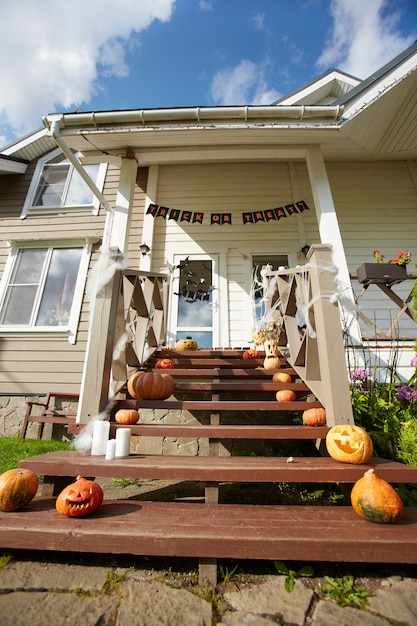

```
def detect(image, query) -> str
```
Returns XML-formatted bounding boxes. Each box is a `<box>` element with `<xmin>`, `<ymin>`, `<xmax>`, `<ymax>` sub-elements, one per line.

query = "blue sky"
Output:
<box><xmin>0</xmin><ymin>0</ymin><xmax>416</xmax><ymax>147</ymax></box>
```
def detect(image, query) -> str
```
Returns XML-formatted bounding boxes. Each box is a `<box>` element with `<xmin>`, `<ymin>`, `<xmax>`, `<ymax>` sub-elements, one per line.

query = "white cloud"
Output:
<box><xmin>253</xmin><ymin>13</ymin><xmax>265</xmax><ymax>30</ymax></box>
<box><xmin>317</xmin><ymin>0</ymin><xmax>415</xmax><ymax>78</ymax></box>
<box><xmin>0</xmin><ymin>0</ymin><xmax>175</xmax><ymax>142</ymax></box>
<box><xmin>199</xmin><ymin>1</ymin><xmax>213</xmax><ymax>11</ymax></box>
<box><xmin>210</xmin><ymin>60</ymin><xmax>281</xmax><ymax>105</ymax></box>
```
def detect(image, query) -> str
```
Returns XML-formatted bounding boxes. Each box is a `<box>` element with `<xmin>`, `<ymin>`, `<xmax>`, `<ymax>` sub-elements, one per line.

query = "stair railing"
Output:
<box><xmin>76</xmin><ymin>248</ymin><xmax>169</xmax><ymax>424</ymax></box>
<box><xmin>263</xmin><ymin>244</ymin><xmax>354</xmax><ymax>426</ymax></box>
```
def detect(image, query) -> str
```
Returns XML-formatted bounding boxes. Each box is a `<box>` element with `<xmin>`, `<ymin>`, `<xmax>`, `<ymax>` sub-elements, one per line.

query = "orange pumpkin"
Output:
<box><xmin>127</xmin><ymin>371</ymin><xmax>144</xmax><ymax>399</ymax></box>
<box><xmin>243</xmin><ymin>349</ymin><xmax>259</xmax><ymax>360</ymax></box>
<box><xmin>56</xmin><ymin>476</ymin><xmax>103</xmax><ymax>517</ymax></box>
<box><xmin>115</xmin><ymin>409</ymin><xmax>140</xmax><ymax>425</ymax></box>
<box><xmin>302</xmin><ymin>407</ymin><xmax>327</xmax><ymax>427</ymax></box>
<box><xmin>0</xmin><ymin>468</ymin><xmax>39</xmax><ymax>512</ymax></box>
<box><xmin>272</xmin><ymin>372</ymin><xmax>292</xmax><ymax>384</ymax></box>
<box><xmin>326</xmin><ymin>424</ymin><xmax>373</xmax><ymax>464</ymax></box>
<box><xmin>133</xmin><ymin>371</ymin><xmax>175</xmax><ymax>400</ymax></box>
<box><xmin>276</xmin><ymin>389</ymin><xmax>296</xmax><ymax>402</ymax></box>
<box><xmin>351</xmin><ymin>468</ymin><xmax>403</xmax><ymax>524</ymax></box>
<box><xmin>155</xmin><ymin>358</ymin><xmax>174</xmax><ymax>369</ymax></box>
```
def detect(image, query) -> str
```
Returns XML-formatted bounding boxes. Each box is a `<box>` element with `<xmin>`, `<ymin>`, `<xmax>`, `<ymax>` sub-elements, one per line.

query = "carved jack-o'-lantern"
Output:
<box><xmin>263</xmin><ymin>339</ymin><xmax>281</xmax><ymax>370</ymax></box>
<box><xmin>175</xmin><ymin>336</ymin><xmax>198</xmax><ymax>351</ymax></box>
<box><xmin>326</xmin><ymin>424</ymin><xmax>373</xmax><ymax>464</ymax></box>
<box><xmin>56</xmin><ymin>476</ymin><xmax>103</xmax><ymax>517</ymax></box>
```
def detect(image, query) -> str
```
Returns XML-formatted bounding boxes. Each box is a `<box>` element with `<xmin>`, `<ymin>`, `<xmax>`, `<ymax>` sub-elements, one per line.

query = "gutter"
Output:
<box><xmin>43</xmin><ymin>104</ymin><xmax>344</xmax><ymax>131</ymax></box>
<box><xmin>49</xmin><ymin>120</ymin><xmax>113</xmax><ymax>214</ymax></box>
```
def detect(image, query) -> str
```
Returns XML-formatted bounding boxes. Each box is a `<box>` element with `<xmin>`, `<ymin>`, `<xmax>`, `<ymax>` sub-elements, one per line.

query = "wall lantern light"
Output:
<box><xmin>301</xmin><ymin>244</ymin><xmax>310</xmax><ymax>257</ymax></box>
<box><xmin>140</xmin><ymin>242</ymin><xmax>151</xmax><ymax>256</ymax></box>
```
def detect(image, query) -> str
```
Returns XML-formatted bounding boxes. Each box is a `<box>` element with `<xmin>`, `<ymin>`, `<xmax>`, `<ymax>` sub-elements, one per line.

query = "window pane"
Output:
<box><xmin>33</xmin><ymin>165</ymin><xmax>68</xmax><ymax>206</ymax></box>
<box><xmin>0</xmin><ymin>249</ymin><xmax>47</xmax><ymax>324</ymax></box>
<box><xmin>36</xmin><ymin>248</ymin><xmax>82</xmax><ymax>326</ymax></box>
<box><xmin>0</xmin><ymin>286</ymin><xmax>38</xmax><ymax>324</ymax></box>
<box><xmin>65</xmin><ymin>164</ymin><xmax>98</xmax><ymax>206</ymax></box>
<box><xmin>177</xmin><ymin>260</ymin><xmax>213</xmax><ymax>327</ymax></box>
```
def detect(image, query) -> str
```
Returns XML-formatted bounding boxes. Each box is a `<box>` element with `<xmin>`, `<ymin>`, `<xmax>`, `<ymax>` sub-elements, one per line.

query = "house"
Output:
<box><xmin>0</xmin><ymin>42</ymin><xmax>416</xmax><ymax>436</ymax></box>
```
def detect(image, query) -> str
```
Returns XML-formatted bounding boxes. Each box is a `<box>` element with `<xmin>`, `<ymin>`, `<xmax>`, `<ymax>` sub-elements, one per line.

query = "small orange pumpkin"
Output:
<box><xmin>351</xmin><ymin>468</ymin><xmax>403</xmax><ymax>524</ymax></box>
<box><xmin>115</xmin><ymin>409</ymin><xmax>140</xmax><ymax>425</ymax></box>
<box><xmin>127</xmin><ymin>371</ymin><xmax>144</xmax><ymax>399</ymax></box>
<box><xmin>276</xmin><ymin>389</ymin><xmax>296</xmax><ymax>402</ymax></box>
<box><xmin>243</xmin><ymin>349</ymin><xmax>259</xmax><ymax>360</ymax></box>
<box><xmin>326</xmin><ymin>424</ymin><xmax>373</xmax><ymax>464</ymax></box>
<box><xmin>302</xmin><ymin>407</ymin><xmax>327</xmax><ymax>427</ymax></box>
<box><xmin>155</xmin><ymin>358</ymin><xmax>174</xmax><ymax>369</ymax></box>
<box><xmin>272</xmin><ymin>372</ymin><xmax>292</xmax><ymax>384</ymax></box>
<box><xmin>133</xmin><ymin>371</ymin><xmax>175</xmax><ymax>400</ymax></box>
<box><xmin>0</xmin><ymin>468</ymin><xmax>39</xmax><ymax>512</ymax></box>
<box><xmin>56</xmin><ymin>476</ymin><xmax>103</xmax><ymax>517</ymax></box>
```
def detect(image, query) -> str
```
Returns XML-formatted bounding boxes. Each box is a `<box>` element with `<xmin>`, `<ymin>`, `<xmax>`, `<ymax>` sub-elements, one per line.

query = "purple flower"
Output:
<box><xmin>411</xmin><ymin>354</ymin><xmax>417</xmax><ymax>368</ymax></box>
<box><xmin>397</xmin><ymin>386</ymin><xmax>417</xmax><ymax>401</ymax></box>
<box><xmin>350</xmin><ymin>368</ymin><xmax>372</xmax><ymax>382</ymax></box>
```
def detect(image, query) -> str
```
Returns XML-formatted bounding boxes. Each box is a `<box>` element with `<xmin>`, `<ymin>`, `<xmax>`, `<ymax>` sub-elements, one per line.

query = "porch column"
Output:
<box><xmin>140</xmin><ymin>165</ymin><xmax>159</xmax><ymax>271</ymax></box>
<box><xmin>109</xmin><ymin>152</ymin><xmax>138</xmax><ymax>253</ymax></box>
<box><xmin>306</xmin><ymin>147</ymin><xmax>361</xmax><ymax>343</ymax></box>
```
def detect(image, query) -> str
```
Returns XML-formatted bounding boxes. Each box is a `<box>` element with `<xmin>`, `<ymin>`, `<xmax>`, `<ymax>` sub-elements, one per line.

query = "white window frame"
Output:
<box><xmin>21</xmin><ymin>148</ymin><xmax>107</xmax><ymax>218</ymax></box>
<box><xmin>0</xmin><ymin>238</ymin><xmax>97</xmax><ymax>344</ymax></box>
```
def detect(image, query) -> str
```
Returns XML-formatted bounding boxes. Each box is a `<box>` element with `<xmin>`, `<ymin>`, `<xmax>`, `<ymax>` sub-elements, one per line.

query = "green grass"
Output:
<box><xmin>0</xmin><ymin>437</ymin><xmax>73</xmax><ymax>475</ymax></box>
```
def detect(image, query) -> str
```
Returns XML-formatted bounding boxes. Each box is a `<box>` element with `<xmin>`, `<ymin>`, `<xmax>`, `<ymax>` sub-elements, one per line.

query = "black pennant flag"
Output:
<box><xmin>274</xmin><ymin>207</ymin><xmax>287</xmax><ymax>220</ymax></box>
<box><xmin>146</xmin><ymin>203</ymin><xmax>158</xmax><ymax>216</ymax></box>
<box><xmin>169</xmin><ymin>209</ymin><xmax>180</xmax><ymax>221</ymax></box>
<box><xmin>264</xmin><ymin>209</ymin><xmax>277</xmax><ymax>222</ymax></box>
<box><xmin>296</xmin><ymin>200</ymin><xmax>309</xmax><ymax>212</ymax></box>
<box><xmin>193</xmin><ymin>212</ymin><xmax>204</xmax><ymax>224</ymax></box>
<box><xmin>254</xmin><ymin>211</ymin><xmax>265</xmax><ymax>223</ymax></box>
<box><xmin>211</xmin><ymin>214</ymin><xmax>221</xmax><ymax>225</ymax></box>
<box><xmin>242</xmin><ymin>212</ymin><xmax>254</xmax><ymax>224</ymax></box>
<box><xmin>221</xmin><ymin>213</ymin><xmax>232</xmax><ymax>225</ymax></box>
<box><xmin>157</xmin><ymin>206</ymin><xmax>169</xmax><ymax>219</ymax></box>
<box><xmin>180</xmin><ymin>211</ymin><xmax>192</xmax><ymax>222</ymax></box>
<box><xmin>285</xmin><ymin>203</ymin><xmax>298</xmax><ymax>216</ymax></box>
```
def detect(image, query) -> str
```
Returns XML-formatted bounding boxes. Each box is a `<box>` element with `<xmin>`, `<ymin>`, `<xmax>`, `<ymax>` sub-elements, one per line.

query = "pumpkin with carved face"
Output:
<box><xmin>175</xmin><ymin>336</ymin><xmax>198</xmax><ymax>351</ymax></box>
<box><xmin>56</xmin><ymin>476</ymin><xmax>103</xmax><ymax>517</ymax></box>
<box><xmin>326</xmin><ymin>425</ymin><xmax>373</xmax><ymax>464</ymax></box>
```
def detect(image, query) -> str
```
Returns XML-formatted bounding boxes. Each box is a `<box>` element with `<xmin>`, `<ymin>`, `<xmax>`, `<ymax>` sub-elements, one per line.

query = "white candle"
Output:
<box><xmin>90</xmin><ymin>420</ymin><xmax>110</xmax><ymax>456</ymax></box>
<box><xmin>105</xmin><ymin>439</ymin><xmax>116</xmax><ymax>460</ymax></box>
<box><xmin>115</xmin><ymin>428</ymin><xmax>131</xmax><ymax>458</ymax></box>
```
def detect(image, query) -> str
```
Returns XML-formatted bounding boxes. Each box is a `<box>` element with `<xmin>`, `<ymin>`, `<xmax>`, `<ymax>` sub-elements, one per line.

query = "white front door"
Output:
<box><xmin>168</xmin><ymin>254</ymin><xmax>219</xmax><ymax>349</ymax></box>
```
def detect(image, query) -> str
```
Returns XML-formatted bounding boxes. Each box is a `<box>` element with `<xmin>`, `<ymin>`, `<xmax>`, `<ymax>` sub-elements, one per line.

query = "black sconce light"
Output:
<box><xmin>139</xmin><ymin>242</ymin><xmax>151</xmax><ymax>256</ymax></box>
<box><xmin>301</xmin><ymin>244</ymin><xmax>310</xmax><ymax>257</ymax></box>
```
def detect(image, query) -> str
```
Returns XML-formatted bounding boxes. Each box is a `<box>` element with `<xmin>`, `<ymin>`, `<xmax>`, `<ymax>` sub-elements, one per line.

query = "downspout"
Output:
<box><xmin>48</xmin><ymin>120</ymin><xmax>114</xmax><ymax>247</ymax></box>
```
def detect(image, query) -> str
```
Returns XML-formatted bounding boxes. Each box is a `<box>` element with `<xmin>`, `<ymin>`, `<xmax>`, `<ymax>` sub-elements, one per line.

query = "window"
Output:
<box><xmin>22</xmin><ymin>148</ymin><xmax>106</xmax><ymax>217</ymax></box>
<box><xmin>0</xmin><ymin>241</ymin><xmax>94</xmax><ymax>343</ymax></box>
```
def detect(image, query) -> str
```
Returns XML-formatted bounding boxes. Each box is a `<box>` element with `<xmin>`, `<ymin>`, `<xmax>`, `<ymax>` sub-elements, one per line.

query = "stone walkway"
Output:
<box><xmin>0</xmin><ymin>558</ymin><xmax>416</xmax><ymax>625</ymax></box>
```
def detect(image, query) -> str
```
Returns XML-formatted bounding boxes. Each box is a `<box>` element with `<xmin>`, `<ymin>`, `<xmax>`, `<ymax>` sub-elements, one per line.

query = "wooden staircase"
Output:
<box><xmin>7</xmin><ymin>347</ymin><xmax>417</xmax><ymax>584</ymax></box>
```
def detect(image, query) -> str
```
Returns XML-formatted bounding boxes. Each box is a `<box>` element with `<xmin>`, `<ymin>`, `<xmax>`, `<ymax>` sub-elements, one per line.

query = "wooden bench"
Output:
<box><xmin>20</xmin><ymin>392</ymin><xmax>79</xmax><ymax>440</ymax></box>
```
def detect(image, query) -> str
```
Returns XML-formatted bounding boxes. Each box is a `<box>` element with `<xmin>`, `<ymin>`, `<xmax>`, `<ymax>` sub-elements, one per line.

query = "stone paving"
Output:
<box><xmin>0</xmin><ymin>559</ymin><xmax>416</xmax><ymax>625</ymax></box>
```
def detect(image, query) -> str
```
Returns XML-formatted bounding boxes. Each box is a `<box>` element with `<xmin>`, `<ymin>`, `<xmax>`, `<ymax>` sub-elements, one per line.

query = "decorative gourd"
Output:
<box><xmin>302</xmin><ymin>408</ymin><xmax>327</xmax><ymax>427</ymax></box>
<box><xmin>263</xmin><ymin>339</ymin><xmax>281</xmax><ymax>370</ymax></box>
<box><xmin>56</xmin><ymin>476</ymin><xmax>103</xmax><ymax>517</ymax></box>
<box><xmin>133</xmin><ymin>371</ymin><xmax>175</xmax><ymax>400</ymax></box>
<box><xmin>272</xmin><ymin>372</ymin><xmax>292</xmax><ymax>384</ymax></box>
<box><xmin>115</xmin><ymin>409</ymin><xmax>140</xmax><ymax>425</ymax></box>
<box><xmin>0</xmin><ymin>468</ymin><xmax>39</xmax><ymax>512</ymax></box>
<box><xmin>350</xmin><ymin>468</ymin><xmax>403</xmax><ymax>524</ymax></box>
<box><xmin>326</xmin><ymin>424</ymin><xmax>373</xmax><ymax>464</ymax></box>
<box><xmin>276</xmin><ymin>389</ymin><xmax>296</xmax><ymax>402</ymax></box>
<box><xmin>175</xmin><ymin>336</ymin><xmax>198</xmax><ymax>351</ymax></box>
<box><xmin>243</xmin><ymin>349</ymin><xmax>259</xmax><ymax>360</ymax></box>
<box><xmin>127</xmin><ymin>371</ymin><xmax>144</xmax><ymax>399</ymax></box>
<box><xmin>155</xmin><ymin>358</ymin><xmax>174</xmax><ymax>369</ymax></box>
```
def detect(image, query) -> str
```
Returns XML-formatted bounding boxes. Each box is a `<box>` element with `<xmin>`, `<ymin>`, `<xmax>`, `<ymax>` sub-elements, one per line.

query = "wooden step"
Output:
<box><xmin>108</xmin><ymin>424</ymin><xmax>330</xmax><ymax>440</ymax></box>
<box><xmin>114</xmin><ymin>399</ymin><xmax>322</xmax><ymax>411</ymax></box>
<box><xmin>2</xmin><ymin>498</ymin><xmax>417</xmax><ymax>565</ymax></box>
<box><xmin>19</xmin><ymin>452</ymin><xmax>417</xmax><ymax>496</ymax></box>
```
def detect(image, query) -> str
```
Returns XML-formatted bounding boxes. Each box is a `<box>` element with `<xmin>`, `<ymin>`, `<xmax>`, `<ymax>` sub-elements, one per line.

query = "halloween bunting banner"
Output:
<box><xmin>146</xmin><ymin>200</ymin><xmax>309</xmax><ymax>225</ymax></box>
